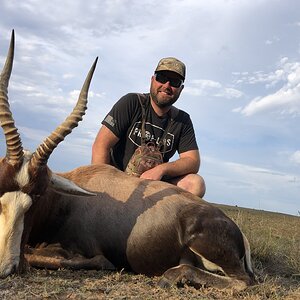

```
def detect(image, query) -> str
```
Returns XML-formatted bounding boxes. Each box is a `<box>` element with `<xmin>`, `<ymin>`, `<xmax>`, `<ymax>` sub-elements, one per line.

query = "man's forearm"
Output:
<box><xmin>91</xmin><ymin>126</ymin><xmax>120</xmax><ymax>165</ymax></box>
<box><xmin>161</xmin><ymin>157</ymin><xmax>200</xmax><ymax>178</ymax></box>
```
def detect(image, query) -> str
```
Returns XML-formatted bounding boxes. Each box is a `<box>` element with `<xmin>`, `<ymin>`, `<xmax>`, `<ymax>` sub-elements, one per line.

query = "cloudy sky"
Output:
<box><xmin>0</xmin><ymin>0</ymin><xmax>299</xmax><ymax>216</ymax></box>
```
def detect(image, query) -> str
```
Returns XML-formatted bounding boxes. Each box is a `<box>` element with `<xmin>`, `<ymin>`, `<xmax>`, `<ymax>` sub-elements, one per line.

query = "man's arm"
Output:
<box><xmin>140</xmin><ymin>149</ymin><xmax>200</xmax><ymax>180</ymax></box>
<box><xmin>91</xmin><ymin>125</ymin><xmax>119</xmax><ymax>164</ymax></box>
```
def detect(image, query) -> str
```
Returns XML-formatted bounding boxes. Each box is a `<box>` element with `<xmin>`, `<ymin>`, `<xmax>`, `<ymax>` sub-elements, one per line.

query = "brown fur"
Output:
<box><xmin>0</xmin><ymin>158</ymin><xmax>21</xmax><ymax>194</ymax></box>
<box><xmin>24</xmin><ymin>164</ymin><xmax>255</xmax><ymax>290</ymax></box>
<box><xmin>0</xmin><ymin>153</ymin><xmax>255</xmax><ymax>289</ymax></box>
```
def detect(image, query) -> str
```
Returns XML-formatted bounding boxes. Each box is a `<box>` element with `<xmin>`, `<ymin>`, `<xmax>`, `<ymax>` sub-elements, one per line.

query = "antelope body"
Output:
<box><xmin>0</xmin><ymin>31</ymin><xmax>255</xmax><ymax>290</ymax></box>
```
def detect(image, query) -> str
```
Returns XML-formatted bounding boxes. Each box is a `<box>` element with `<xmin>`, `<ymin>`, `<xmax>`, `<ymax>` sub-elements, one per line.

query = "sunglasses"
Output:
<box><xmin>154</xmin><ymin>72</ymin><xmax>183</xmax><ymax>88</ymax></box>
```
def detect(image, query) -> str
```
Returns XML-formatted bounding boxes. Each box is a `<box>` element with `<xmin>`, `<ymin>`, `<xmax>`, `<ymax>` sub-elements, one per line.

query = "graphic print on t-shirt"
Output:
<box><xmin>128</xmin><ymin>121</ymin><xmax>174</xmax><ymax>153</ymax></box>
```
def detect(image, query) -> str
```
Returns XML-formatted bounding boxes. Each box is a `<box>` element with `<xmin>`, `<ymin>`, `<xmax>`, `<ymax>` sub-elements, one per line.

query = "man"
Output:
<box><xmin>92</xmin><ymin>57</ymin><xmax>206</xmax><ymax>197</ymax></box>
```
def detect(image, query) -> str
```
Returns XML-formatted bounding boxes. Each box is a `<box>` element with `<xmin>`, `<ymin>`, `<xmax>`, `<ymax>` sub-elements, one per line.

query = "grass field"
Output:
<box><xmin>0</xmin><ymin>205</ymin><xmax>299</xmax><ymax>299</ymax></box>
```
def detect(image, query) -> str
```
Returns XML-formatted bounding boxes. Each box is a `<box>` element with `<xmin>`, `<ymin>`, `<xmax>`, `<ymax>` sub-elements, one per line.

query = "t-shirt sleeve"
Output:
<box><xmin>102</xmin><ymin>93</ymin><xmax>139</xmax><ymax>138</ymax></box>
<box><xmin>177</xmin><ymin>113</ymin><xmax>199</xmax><ymax>154</ymax></box>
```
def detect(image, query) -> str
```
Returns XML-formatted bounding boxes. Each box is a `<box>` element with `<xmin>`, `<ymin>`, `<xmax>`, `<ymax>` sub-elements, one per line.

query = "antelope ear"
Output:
<box><xmin>50</xmin><ymin>173</ymin><xmax>96</xmax><ymax>196</ymax></box>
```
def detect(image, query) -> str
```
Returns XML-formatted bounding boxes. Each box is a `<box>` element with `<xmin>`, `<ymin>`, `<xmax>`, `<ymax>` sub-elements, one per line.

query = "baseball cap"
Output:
<box><xmin>155</xmin><ymin>57</ymin><xmax>186</xmax><ymax>79</ymax></box>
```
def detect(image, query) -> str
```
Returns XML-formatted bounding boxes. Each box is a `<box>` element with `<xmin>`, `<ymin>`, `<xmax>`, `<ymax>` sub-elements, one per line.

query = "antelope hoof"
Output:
<box><xmin>157</xmin><ymin>277</ymin><xmax>173</xmax><ymax>289</ymax></box>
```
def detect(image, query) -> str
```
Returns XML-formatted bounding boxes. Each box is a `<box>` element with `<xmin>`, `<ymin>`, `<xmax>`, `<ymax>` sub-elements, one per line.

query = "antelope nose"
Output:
<box><xmin>0</xmin><ymin>263</ymin><xmax>17</xmax><ymax>279</ymax></box>
<box><xmin>12</xmin><ymin>263</ymin><xmax>17</xmax><ymax>274</ymax></box>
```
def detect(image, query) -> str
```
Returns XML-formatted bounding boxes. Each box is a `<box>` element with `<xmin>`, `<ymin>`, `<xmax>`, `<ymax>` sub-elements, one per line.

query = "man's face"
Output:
<box><xmin>150</xmin><ymin>71</ymin><xmax>184</xmax><ymax>108</ymax></box>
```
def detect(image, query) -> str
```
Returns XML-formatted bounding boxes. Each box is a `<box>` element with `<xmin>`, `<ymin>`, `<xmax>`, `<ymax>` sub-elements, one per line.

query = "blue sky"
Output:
<box><xmin>0</xmin><ymin>0</ymin><xmax>299</xmax><ymax>216</ymax></box>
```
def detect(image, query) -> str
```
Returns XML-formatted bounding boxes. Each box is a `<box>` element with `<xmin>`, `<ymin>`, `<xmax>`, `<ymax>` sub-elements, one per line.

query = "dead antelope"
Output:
<box><xmin>0</xmin><ymin>31</ymin><xmax>255</xmax><ymax>291</ymax></box>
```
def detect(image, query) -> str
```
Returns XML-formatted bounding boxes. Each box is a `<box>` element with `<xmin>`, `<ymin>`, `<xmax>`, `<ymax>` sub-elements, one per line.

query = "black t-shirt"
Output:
<box><xmin>102</xmin><ymin>93</ymin><xmax>198</xmax><ymax>171</ymax></box>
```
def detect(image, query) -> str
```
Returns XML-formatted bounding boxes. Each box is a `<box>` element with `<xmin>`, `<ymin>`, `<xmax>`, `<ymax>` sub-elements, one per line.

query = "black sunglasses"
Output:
<box><xmin>154</xmin><ymin>72</ymin><xmax>183</xmax><ymax>88</ymax></box>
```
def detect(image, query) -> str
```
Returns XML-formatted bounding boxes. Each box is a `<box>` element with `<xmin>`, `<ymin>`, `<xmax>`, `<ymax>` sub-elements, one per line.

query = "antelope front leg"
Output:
<box><xmin>158</xmin><ymin>264</ymin><xmax>248</xmax><ymax>291</ymax></box>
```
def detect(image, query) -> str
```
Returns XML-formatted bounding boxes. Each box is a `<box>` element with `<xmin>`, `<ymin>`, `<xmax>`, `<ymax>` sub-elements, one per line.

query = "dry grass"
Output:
<box><xmin>1</xmin><ymin>205</ymin><xmax>299</xmax><ymax>299</ymax></box>
<box><xmin>218</xmin><ymin>205</ymin><xmax>300</xmax><ymax>278</ymax></box>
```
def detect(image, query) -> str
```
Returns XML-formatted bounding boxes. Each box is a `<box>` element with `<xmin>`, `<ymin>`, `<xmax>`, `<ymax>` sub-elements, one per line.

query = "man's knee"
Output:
<box><xmin>176</xmin><ymin>174</ymin><xmax>206</xmax><ymax>198</ymax></box>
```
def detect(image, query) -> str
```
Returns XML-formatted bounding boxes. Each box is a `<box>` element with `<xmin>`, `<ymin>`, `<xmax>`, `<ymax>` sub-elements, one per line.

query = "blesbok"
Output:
<box><xmin>0</xmin><ymin>31</ymin><xmax>255</xmax><ymax>290</ymax></box>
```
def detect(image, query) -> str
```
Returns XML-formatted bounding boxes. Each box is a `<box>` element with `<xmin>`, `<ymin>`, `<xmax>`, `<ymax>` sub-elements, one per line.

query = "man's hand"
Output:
<box><xmin>140</xmin><ymin>150</ymin><xmax>200</xmax><ymax>181</ymax></box>
<box><xmin>140</xmin><ymin>164</ymin><xmax>165</xmax><ymax>181</ymax></box>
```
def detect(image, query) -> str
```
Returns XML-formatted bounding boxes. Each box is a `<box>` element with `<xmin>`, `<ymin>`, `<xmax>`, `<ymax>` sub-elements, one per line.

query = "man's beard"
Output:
<box><xmin>150</xmin><ymin>90</ymin><xmax>178</xmax><ymax>108</ymax></box>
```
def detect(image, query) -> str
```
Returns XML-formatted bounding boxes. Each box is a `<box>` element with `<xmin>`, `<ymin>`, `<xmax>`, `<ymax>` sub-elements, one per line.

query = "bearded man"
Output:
<box><xmin>92</xmin><ymin>57</ymin><xmax>206</xmax><ymax>197</ymax></box>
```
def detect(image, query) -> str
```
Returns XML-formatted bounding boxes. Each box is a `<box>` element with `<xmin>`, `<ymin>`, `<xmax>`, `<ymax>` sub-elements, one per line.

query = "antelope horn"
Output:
<box><xmin>0</xmin><ymin>30</ymin><xmax>24</xmax><ymax>166</ymax></box>
<box><xmin>30</xmin><ymin>57</ymin><xmax>98</xmax><ymax>168</ymax></box>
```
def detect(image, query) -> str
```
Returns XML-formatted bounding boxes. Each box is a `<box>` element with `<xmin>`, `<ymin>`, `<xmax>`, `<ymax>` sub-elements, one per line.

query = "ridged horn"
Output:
<box><xmin>0</xmin><ymin>30</ymin><xmax>24</xmax><ymax>166</ymax></box>
<box><xmin>30</xmin><ymin>57</ymin><xmax>98</xmax><ymax>168</ymax></box>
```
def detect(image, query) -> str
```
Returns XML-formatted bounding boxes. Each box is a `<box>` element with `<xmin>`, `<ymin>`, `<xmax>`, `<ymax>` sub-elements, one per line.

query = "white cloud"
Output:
<box><xmin>202</xmin><ymin>155</ymin><xmax>300</xmax><ymax>215</ymax></box>
<box><xmin>233</xmin><ymin>68</ymin><xmax>285</xmax><ymax>86</ymax></box>
<box><xmin>232</xmin><ymin>107</ymin><xmax>242</xmax><ymax>113</ymax></box>
<box><xmin>239</xmin><ymin>60</ymin><xmax>300</xmax><ymax>116</ymax></box>
<box><xmin>215</xmin><ymin>87</ymin><xmax>243</xmax><ymax>99</ymax></box>
<box><xmin>63</xmin><ymin>73</ymin><xmax>75</xmax><ymax>79</ymax></box>
<box><xmin>240</xmin><ymin>89</ymin><xmax>300</xmax><ymax>116</ymax></box>
<box><xmin>191</xmin><ymin>79</ymin><xmax>222</xmax><ymax>89</ymax></box>
<box><xmin>265</xmin><ymin>36</ymin><xmax>280</xmax><ymax>45</ymax></box>
<box><xmin>290</xmin><ymin>151</ymin><xmax>300</xmax><ymax>164</ymax></box>
<box><xmin>19</xmin><ymin>126</ymin><xmax>48</xmax><ymax>142</ymax></box>
<box><xmin>224</xmin><ymin>160</ymin><xmax>286</xmax><ymax>178</ymax></box>
<box><xmin>185</xmin><ymin>79</ymin><xmax>243</xmax><ymax>99</ymax></box>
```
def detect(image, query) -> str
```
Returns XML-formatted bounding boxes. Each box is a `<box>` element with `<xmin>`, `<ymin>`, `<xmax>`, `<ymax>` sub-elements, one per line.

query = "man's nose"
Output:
<box><xmin>162</xmin><ymin>81</ymin><xmax>172</xmax><ymax>88</ymax></box>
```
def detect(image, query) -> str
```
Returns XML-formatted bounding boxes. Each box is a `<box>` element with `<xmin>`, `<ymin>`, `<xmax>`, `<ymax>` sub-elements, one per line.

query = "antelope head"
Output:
<box><xmin>0</xmin><ymin>30</ymin><xmax>97</xmax><ymax>278</ymax></box>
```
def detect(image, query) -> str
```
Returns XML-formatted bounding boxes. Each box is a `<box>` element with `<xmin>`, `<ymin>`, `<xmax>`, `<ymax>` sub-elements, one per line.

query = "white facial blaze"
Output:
<box><xmin>15</xmin><ymin>158</ymin><xmax>30</xmax><ymax>187</ymax></box>
<box><xmin>0</xmin><ymin>192</ymin><xmax>32</xmax><ymax>278</ymax></box>
<box><xmin>0</xmin><ymin>157</ymin><xmax>32</xmax><ymax>277</ymax></box>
